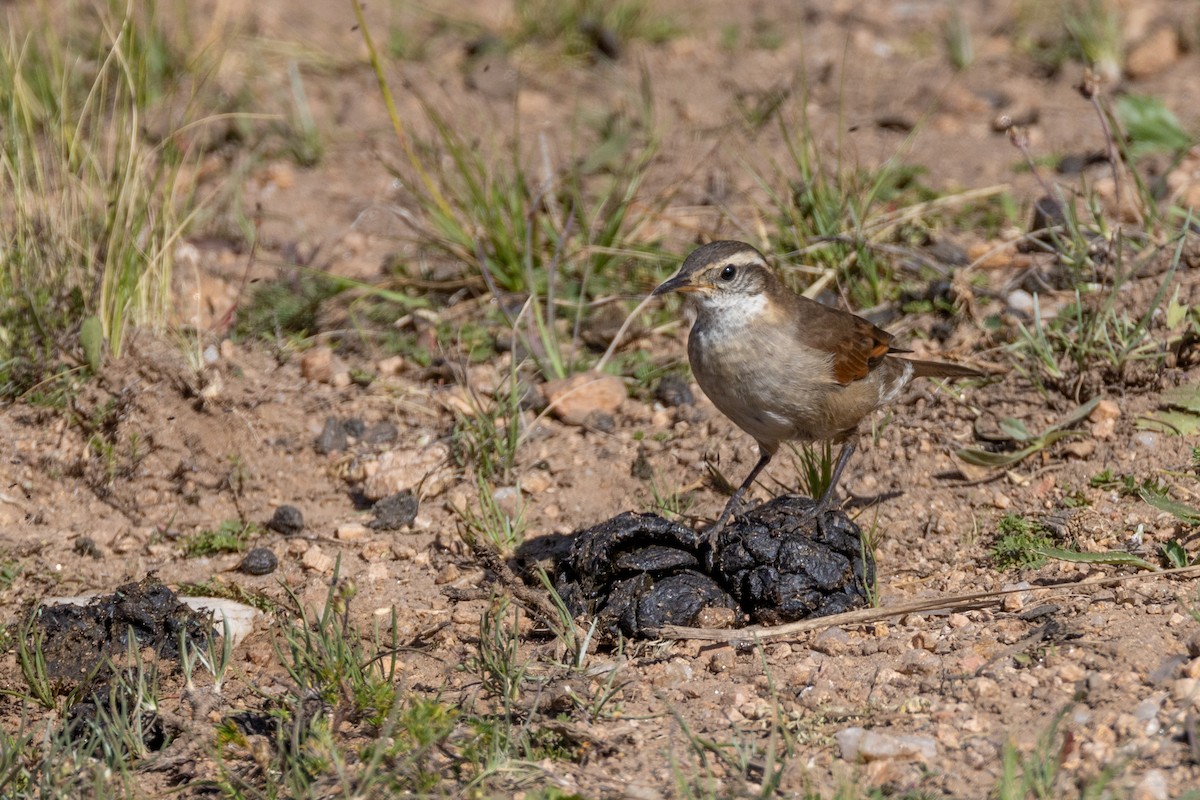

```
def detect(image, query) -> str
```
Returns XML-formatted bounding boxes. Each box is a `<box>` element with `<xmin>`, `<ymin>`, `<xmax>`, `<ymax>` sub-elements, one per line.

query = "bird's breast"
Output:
<box><xmin>686</xmin><ymin>306</ymin><xmax>920</xmax><ymax>447</ymax></box>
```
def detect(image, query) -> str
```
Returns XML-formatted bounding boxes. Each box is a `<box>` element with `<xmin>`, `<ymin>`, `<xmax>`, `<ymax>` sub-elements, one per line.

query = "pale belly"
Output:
<box><xmin>688</xmin><ymin>322</ymin><xmax>854</xmax><ymax>447</ymax></box>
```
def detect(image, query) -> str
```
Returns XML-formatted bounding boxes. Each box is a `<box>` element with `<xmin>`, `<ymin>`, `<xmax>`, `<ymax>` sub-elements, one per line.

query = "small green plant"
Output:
<box><xmin>1141</xmin><ymin>486</ymin><xmax>1200</xmax><ymax>526</ymax></box>
<box><xmin>511</xmin><ymin>0</ymin><xmax>678</xmax><ymax>61</ymax></box>
<box><xmin>456</xmin><ymin>475</ymin><xmax>528</xmax><ymax>557</ymax></box>
<box><xmin>79</xmin><ymin>637</ymin><xmax>164</xmax><ymax>768</ymax></box>
<box><xmin>650</xmin><ymin>478</ymin><xmax>695</xmax><ymax>519</ymax></box>
<box><xmin>274</xmin><ymin>566</ymin><xmax>398</xmax><ymax>729</ymax></box>
<box><xmin>467</xmin><ymin>598</ymin><xmax>529</xmax><ymax>706</ymax></box>
<box><xmin>14</xmin><ymin>614</ymin><xmax>58</xmax><ymax>710</ymax></box>
<box><xmin>992</xmin><ymin>515</ymin><xmax>1055</xmax><ymax>570</ymax></box>
<box><xmin>0</xmin><ymin>1</ymin><xmax>206</xmax><ymax>380</ymax></box>
<box><xmin>995</xmin><ymin>705</ymin><xmax>1120</xmax><ymax>799</ymax></box>
<box><xmin>351</xmin><ymin>0</ymin><xmax>667</xmax><ymax>384</ymax></box>
<box><xmin>1065</xmin><ymin>0</ymin><xmax>1123</xmax><ymax>84</ymax></box>
<box><xmin>282</xmin><ymin>60</ymin><xmax>323</xmax><ymax>167</ymax></box>
<box><xmin>789</xmin><ymin>440</ymin><xmax>834</xmax><ymax>501</ymax></box>
<box><xmin>1114</xmin><ymin>94</ymin><xmax>1194</xmax><ymax>159</ymax></box>
<box><xmin>181</xmin><ymin>519</ymin><xmax>262</xmax><ymax>557</ymax></box>
<box><xmin>450</xmin><ymin>378</ymin><xmax>524</xmax><ymax>485</ymax></box>
<box><xmin>1160</xmin><ymin>540</ymin><xmax>1197</xmax><ymax>569</ymax></box>
<box><xmin>1089</xmin><ymin>470</ymin><xmax>1167</xmax><ymax>497</ymax></box>
<box><xmin>767</xmin><ymin>106</ymin><xmax>938</xmax><ymax>308</ymax></box>
<box><xmin>958</xmin><ymin>398</ymin><xmax>1099</xmax><ymax>470</ymax></box>
<box><xmin>1004</xmin><ymin>79</ymin><xmax>1196</xmax><ymax>398</ymax></box>
<box><xmin>1139</xmin><ymin>382</ymin><xmax>1200</xmax><ymax>436</ymax></box>
<box><xmin>944</xmin><ymin>7</ymin><xmax>973</xmax><ymax>71</ymax></box>
<box><xmin>1182</xmin><ymin>589</ymin><xmax>1200</xmax><ymax>624</ymax></box>
<box><xmin>234</xmin><ymin>272</ymin><xmax>350</xmax><ymax>342</ymax></box>
<box><xmin>179</xmin><ymin>617</ymin><xmax>233</xmax><ymax>694</ymax></box>
<box><xmin>0</xmin><ymin>560</ymin><xmax>22</xmax><ymax>592</ymax></box>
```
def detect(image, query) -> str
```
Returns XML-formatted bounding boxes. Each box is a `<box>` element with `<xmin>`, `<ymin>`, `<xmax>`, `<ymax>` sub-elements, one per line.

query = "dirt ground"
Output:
<box><xmin>4</xmin><ymin>0</ymin><xmax>1200</xmax><ymax>797</ymax></box>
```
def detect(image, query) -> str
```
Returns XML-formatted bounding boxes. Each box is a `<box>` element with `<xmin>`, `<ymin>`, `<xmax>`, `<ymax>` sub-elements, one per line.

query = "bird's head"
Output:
<box><xmin>653</xmin><ymin>241</ymin><xmax>775</xmax><ymax>317</ymax></box>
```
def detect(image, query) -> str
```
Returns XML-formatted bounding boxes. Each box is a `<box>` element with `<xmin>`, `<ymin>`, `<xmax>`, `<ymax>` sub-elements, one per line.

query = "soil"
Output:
<box><xmin>4</xmin><ymin>1</ymin><xmax>1200</xmax><ymax>797</ymax></box>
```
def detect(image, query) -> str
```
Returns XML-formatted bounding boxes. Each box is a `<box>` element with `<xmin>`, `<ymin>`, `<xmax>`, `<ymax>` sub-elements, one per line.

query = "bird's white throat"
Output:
<box><xmin>692</xmin><ymin>291</ymin><xmax>768</xmax><ymax>330</ymax></box>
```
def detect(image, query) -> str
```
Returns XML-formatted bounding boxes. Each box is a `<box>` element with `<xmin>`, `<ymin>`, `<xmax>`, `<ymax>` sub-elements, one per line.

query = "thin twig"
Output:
<box><xmin>648</xmin><ymin>563</ymin><xmax>1200</xmax><ymax>642</ymax></box>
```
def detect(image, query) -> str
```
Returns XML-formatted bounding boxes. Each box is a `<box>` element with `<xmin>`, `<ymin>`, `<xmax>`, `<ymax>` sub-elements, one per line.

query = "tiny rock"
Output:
<box><xmin>1007</xmin><ymin>289</ymin><xmax>1035</xmax><ymax>315</ymax></box>
<box><xmin>811</xmin><ymin>626</ymin><xmax>852</xmax><ymax>656</ymax></box>
<box><xmin>300</xmin><ymin>346</ymin><xmax>335</xmax><ymax>383</ymax></box>
<box><xmin>543</xmin><ymin>372</ymin><xmax>627</xmax><ymax>426</ymax></box>
<box><xmin>1058</xmin><ymin>662</ymin><xmax>1086</xmax><ymax>683</ymax></box>
<box><xmin>435</xmin><ymin>563</ymin><xmax>461</xmax><ymax>585</ymax></box>
<box><xmin>1125</xmin><ymin>28</ymin><xmax>1180</xmax><ymax>80</ymax></box>
<box><xmin>1091</xmin><ymin>417</ymin><xmax>1116</xmax><ymax>439</ymax></box>
<box><xmin>336</xmin><ymin>522</ymin><xmax>369</xmax><ymax>541</ymax></box>
<box><xmin>363</xmin><ymin>443</ymin><xmax>453</xmax><ymax>501</ymax></box>
<box><xmin>707</xmin><ymin>646</ymin><xmax>737</xmax><ymax>674</ymax></box>
<box><xmin>1089</xmin><ymin>398</ymin><xmax>1119</xmax><ymax>439</ymax></box>
<box><xmin>1001</xmin><ymin>582</ymin><xmax>1029</xmax><ymax>612</ymax></box>
<box><xmin>899</xmin><ymin>648</ymin><xmax>941</xmax><ymax>676</ymax></box>
<box><xmin>301</xmin><ymin>544</ymin><xmax>334</xmax><ymax>573</ymax></box>
<box><xmin>1132</xmin><ymin>769</ymin><xmax>1170</xmax><ymax>800</ymax></box>
<box><xmin>360</xmin><ymin>540</ymin><xmax>392</xmax><ymax>562</ymax></box>
<box><xmin>377</xmin><ymin>355</ymin><xmax>405</xmax><ymax>376</ymax></box>
<box><xmin>522</xmin><ymin>472</ymin><xmax>552</xmax><ymax>494</ymax></box>
<box><xmin>836</xmin><ymin>727</ymin><xmax>937</xmax><ymax>764</ymax></box>
<box><xmin>1089</xmin><ymin>398</ymin><xmax>1120</xmax><ymax>422</ymax></box>
<box><xmin>1062</xmin><ymin>441</ymin><xmax>1096</xmax><ymax>459</ymax></box>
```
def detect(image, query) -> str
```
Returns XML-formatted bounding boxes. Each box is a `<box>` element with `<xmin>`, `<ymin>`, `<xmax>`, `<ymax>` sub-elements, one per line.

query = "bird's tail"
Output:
<box><xmin>906</xmin><ymin>359</ymin><xmax>985</xmax><ymax>380</ymax></box>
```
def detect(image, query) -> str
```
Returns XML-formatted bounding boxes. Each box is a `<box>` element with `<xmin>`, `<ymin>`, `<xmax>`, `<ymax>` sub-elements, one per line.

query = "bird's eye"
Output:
<box><xmin>719</xmin><ymin>265</ymin><xmax>737</xmax><ymax>281</ymax></box>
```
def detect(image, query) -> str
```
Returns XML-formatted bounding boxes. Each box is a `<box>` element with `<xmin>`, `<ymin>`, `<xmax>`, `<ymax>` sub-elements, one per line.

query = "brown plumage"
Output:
<box><xmin>653</xmin><ymin>240</ymin><xmax>983</xmax><ymax>540</ymax></box>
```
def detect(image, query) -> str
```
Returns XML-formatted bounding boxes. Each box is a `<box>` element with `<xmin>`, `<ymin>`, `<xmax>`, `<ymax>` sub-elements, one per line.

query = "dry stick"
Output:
<box><xmin>648</xmin><ymin>563</ymin><xmax>1200</xmax><ymax>643</ymax></box>
<box><xmin>594</xmin><ymin>292</ymin><xmax>657</xmax><ymax>375</ymax></box>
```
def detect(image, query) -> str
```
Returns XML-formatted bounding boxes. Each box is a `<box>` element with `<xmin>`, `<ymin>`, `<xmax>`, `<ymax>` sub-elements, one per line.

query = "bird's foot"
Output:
<box><xmin>700</xmin><ymin>507</ymin><xmax>737</xmax><ymax>572</ymax></box>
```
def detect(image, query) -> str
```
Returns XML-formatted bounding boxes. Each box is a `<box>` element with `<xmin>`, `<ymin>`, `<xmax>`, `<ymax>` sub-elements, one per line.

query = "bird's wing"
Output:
<box><xmin>792</xmin><ymin>297</ymin><xmax>900</xmax><ymax>385</ymax></box>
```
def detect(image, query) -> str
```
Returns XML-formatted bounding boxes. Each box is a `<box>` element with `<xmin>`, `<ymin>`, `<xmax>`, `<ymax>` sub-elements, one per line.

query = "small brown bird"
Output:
<box><xmin>654</xmin><ymin>240</ymin><xmax>982</xmax><ymax>538</ymax></box>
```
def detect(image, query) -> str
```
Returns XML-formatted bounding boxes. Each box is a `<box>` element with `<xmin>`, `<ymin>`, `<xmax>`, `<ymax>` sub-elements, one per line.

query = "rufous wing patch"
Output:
<box><xmin>780</xmin><ymin>289</ymin><xmax>905</xmax><ymax>385</ymax></box>
<box><xmin>829</xmin><ymin>320</ymin><xmax>894</xmax><ymax>384</ymax></box>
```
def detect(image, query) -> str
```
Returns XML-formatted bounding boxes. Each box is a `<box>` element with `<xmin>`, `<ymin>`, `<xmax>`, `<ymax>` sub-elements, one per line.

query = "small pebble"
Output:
<box><xmin>1007</xmin><ymin>289</ymin><xmax>1035</xmax><ymax>315</ymax></box>
<box><xmin>301</xmin><ymin>544</ymin><xmax>334</xmax><ymax>573</ymax></box>
<box><xmin>836</xmin><ymin>727</ymin><xmax>937</xmax><ymax>764</ymax></box>
<box><xmin>336</xmin><ymin>522</ymin><xmax>369</xmax><ymax>541</ymax></box>
<box><xmin>239</xmin><ymin>547</ymin><xmax>279</xmax><ymax>575</ymax></box>
<box><xmin>1133</xmin><ymin>432</ymin><xmax>1158</xmax><ymax>449</ymax></box>
<box><xmin>363</xmin><ymin>422</ymin><xmax>398</xmax><ymax>445</ymax></box>
<box><xmin>315</xmin><ymin>418</ymin><xmax>348</xmax><ymax>454</ymax></box>
<box><xmin>267</xmin><ymin>505</ymin><xmax>305</xmax><ymax>536</ymax></box>
<box><xmin>73</xmin><ymin>537</ymin><xmax>102</xmax><ymax>559</ymax></box>
<box><xmin>899</xmin><ymin>649</ymin><xmax>941</xmax><ymax>676</ymax></box>
<box><xmin>377</xmin><ymin>355</ymin><xmax>404</xmax><ymax>376</ymax></box>
<box><xmin>811</xmin><ymin>626</ymin><xmax>852</xmax><ymax>656</ymax></box>
<box><xmin>370</xmin><ymin>491</ymin><xmax>419</xmax><ymax>531</ymax></box>
<box><xmin>1132</xmin><ymin>769</ymin><xmax>1169</xmax><ymax>800</ymax></box>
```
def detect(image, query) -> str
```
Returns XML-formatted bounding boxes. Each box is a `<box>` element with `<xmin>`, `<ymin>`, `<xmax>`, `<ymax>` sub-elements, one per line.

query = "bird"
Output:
<box><xmin>653</xmin><ymin>240</ymin><xmax>983</xmax><ymax>545</ymax></box>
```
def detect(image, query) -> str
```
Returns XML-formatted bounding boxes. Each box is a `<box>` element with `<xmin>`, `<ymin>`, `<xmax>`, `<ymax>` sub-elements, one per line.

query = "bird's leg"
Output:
<box><xmin>809</xmin><ymin>440</ymin><xmax>857</xmax><ymax>517</ymax></box>
<box><xmin>704</xmin><ymin>447</ymin><xmax>773</xmax><ymax>557</ymax></box>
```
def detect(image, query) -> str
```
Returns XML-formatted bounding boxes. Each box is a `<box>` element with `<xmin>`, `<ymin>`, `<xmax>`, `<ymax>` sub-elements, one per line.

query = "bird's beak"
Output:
<box><xmin>652</xmin><ymin>272</ymin><xmax>699</xmax><ymax>297</ymax></box>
